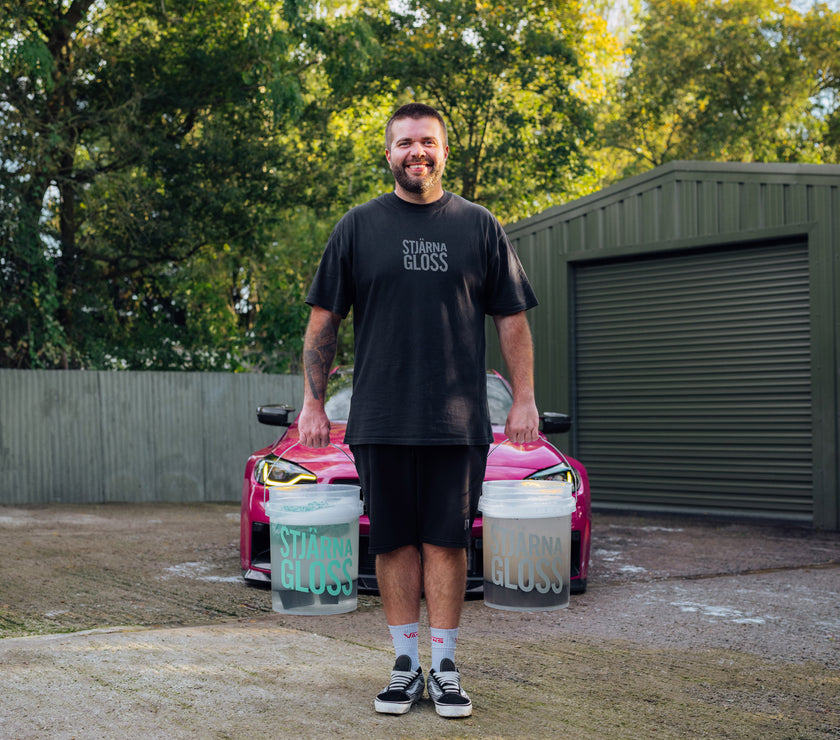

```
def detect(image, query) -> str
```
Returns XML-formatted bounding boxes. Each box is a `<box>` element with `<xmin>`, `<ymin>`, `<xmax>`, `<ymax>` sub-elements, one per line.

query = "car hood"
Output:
<box><xmin>271</xmin><ymin>422</ymin><xmax>579</xmax><ymax>480</ymax></box>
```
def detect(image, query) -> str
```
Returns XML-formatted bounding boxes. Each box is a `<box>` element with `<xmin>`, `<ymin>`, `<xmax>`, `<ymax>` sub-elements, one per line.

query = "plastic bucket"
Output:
<box><xmin>264</xmin><ymin>484</ymin><xmax>363</xmax><ymax>615</ymax></box>
<box><xmin>478</xmin><ymin>480</ymin><xmax>576</xmax><ymax>612</ymax></box>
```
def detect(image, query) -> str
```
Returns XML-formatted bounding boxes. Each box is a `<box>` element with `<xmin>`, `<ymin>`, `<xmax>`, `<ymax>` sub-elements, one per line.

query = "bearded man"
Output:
<box><xmin>297</xmin><ymin>102</ymin><xmax>539</xmax><ymax>719</ymax></box>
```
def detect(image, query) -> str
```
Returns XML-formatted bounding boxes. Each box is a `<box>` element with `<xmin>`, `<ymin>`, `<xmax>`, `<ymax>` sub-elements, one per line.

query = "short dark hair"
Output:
<box><xmin>385</xmin><ymin>103</ymin><xmax>448</xmax><ymax>149</ymax></box>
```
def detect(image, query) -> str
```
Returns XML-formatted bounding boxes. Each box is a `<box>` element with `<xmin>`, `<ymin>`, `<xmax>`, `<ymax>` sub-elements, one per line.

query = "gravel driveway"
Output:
<box><xmin>1</xmin><ymin>504</ymin><xmax>838</xmax><ymax>739</ymax></box>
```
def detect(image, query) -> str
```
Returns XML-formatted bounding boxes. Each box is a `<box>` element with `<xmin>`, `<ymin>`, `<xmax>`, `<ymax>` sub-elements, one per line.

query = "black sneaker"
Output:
<box><xmin>427</xmin><ymin>658</ymin><xmax>472</xmax><ymax>718</ymax></box>
<box><xmin>374</xmin><ymin>655</ymin><xmax>425</xmax><ymax>715</ymax></box>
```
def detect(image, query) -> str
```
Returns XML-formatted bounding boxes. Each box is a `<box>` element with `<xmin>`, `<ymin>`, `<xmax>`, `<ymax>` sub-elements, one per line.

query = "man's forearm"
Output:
<box><xmin>494</xmin><ymin>311</ymin><xmax>539</xmax><ymax>443</ymax></box>
<box><xmin>493</xmin><ymin>312</ymin><xmax>535</xmax><ymax>402</ymax></box>
<box><xmin>303</xmin><ymin>307</ymin><xmax>341</xmax><ymax>403</ymax></box>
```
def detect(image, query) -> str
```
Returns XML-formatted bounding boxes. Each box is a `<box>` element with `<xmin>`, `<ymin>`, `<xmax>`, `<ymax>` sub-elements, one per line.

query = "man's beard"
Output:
<box><xmin>391</xmin><ymin>156</ymin><xmax>445</xmax><ymax>194</ymax></box>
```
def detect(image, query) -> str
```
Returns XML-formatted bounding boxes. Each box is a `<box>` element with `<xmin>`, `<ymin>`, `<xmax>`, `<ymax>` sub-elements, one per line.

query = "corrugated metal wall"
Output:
<box><xmin>499</xmin><ymin>162</ymin><xmax>840</xmax><ymax>528</ymax></box>
<box><xmin>0</xmin><ymin>370</ymin><xmax>303</xmax><ymax>504</ymax></box>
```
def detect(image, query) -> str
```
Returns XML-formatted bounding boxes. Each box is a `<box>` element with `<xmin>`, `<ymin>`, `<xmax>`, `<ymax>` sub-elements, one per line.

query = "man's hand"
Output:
<box><xmin>505</xmin><ymin>398</ymin><xmax>540</xmax><ymax>445</ymax></box>
<box><xmin>297</xmin><ymin>404</ymin><xmax>332</xmax><ymax>449</ymax></box>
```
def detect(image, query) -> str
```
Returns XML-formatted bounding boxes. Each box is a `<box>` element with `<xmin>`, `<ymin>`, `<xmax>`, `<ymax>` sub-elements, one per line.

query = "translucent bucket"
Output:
<box><xmin>264</xmin><ymin>484</ymin><xmax>363</xmax><ymax>615</ymax></box>
<box><xmin>478</xmin><ymin>480</ymin><xmax>576</xmax><ymax>612</ymax></box>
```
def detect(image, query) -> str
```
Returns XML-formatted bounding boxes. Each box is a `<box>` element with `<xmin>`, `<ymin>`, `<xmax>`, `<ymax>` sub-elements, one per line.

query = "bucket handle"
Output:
<box><xmin>258</xmin><ymin>438</ymin><xmax>580</xmax><ymax>504</ymax></box>
<box><xmin>487</xmin><ymin>439</ymin><xmax>581</xmax><ymax>503</ymax></box>
<box><xmin>261</xmin><ymin>439</ymin><xmax>355</xmax><ymax>506</ymax></box>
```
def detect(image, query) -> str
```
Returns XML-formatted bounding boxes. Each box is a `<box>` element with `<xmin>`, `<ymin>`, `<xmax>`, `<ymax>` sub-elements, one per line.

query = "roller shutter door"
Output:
<box><xmin>574</xmin><ymin>240</ymin><xmax>812</xmax><ymax>518</ymax></box>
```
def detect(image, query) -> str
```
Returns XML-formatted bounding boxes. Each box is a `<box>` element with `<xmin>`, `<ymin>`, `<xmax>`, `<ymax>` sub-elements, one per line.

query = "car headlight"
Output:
<box><xmin>254</xmin><ymin>455</ymin><xmax>317</xmax><ymax>486</ymax></box>
<box><xmin>527</xmin><ymin>463</ymin><xmax>581</xmax><ymax>492</ymax></box>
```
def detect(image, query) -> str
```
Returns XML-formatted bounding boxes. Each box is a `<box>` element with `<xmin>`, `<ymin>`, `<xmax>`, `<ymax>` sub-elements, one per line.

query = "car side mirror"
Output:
<box><xmin>256</xmin><ymin>405</ymin><xmax>295</xmax><ymax>427</ymax></box>
<box><xmin>540</xmin><ymin>412</ymin><xmax>572</xmax><ymax>435</ymax></box>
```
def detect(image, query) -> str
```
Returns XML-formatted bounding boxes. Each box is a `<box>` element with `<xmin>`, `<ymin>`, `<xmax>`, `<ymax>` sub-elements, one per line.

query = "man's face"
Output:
<box><xmin>385</xmin><ymin>116</ymin><xmax>449</xmax><ymax>201</ymax></box>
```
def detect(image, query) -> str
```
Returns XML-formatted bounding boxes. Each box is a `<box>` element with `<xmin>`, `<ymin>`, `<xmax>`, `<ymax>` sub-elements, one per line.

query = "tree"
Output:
<box><xmin>601</xmin><ymin>0</ymin><xmax>840</xmax><ymax>177</ymax></box>
<box><xmin>365</xmin><ymin>0</ymin><xmax>611</xmax><ymax>222</ymax></box>
<box><xmin>0</xmin><ymin>0</ymin><xmax>378</xmax><ymax>369</ymax></box>
<box><xmin>795</xmin><ymin>2</ymin><xmax>840</xmax><ymax>161</ymax></box>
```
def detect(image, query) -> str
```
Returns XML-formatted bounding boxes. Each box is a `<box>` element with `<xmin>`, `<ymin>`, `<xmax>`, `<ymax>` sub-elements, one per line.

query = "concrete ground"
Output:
<box><xmin>0</xmin><ymin>503</ymin><xmax>838</xmax><ymax>739</ymax></box>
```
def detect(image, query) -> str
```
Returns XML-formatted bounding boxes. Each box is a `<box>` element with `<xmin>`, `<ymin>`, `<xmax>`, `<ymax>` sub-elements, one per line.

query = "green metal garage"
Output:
<box><xmin>499</xmin><ymin>161</ymin><xmax>840</xmax><ymax>530</ymax></box>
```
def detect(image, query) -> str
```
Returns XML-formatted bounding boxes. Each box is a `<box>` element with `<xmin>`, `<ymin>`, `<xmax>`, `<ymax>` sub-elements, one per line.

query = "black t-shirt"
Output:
<box><xmin>306</xmin><ymin>191</ymin><xmax>538</xmax><ymax>445</ymax></box>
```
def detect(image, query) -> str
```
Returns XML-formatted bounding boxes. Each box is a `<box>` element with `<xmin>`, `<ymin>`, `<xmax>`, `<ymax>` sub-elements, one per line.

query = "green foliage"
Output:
<box><xmin>367</xmin><ymin>0</ymin><xmax>607</xmax><ymax>221</ymax></box>
<box><xmin>600</xmin><ymin>0</ymin><xmax>840</xmax><ymax>177</ymax></box>
<box><xmin>1</xmin><ymin>0</ymin><xmax>377</xmax><ymax>370</ymax></box>
<box><xmin>0</xmin><ymin>186</ymin><xmax>70</xmax><ymax>368</ymax></box>
<box><xmin>3</xmin><ymin>0</ymin><xmax>838</xmax><ymax>372</ymax></box>
<box><xmin>795</xmin><ymin>2</ymin><xmax>840</xmax><ymax>161</ymax></box>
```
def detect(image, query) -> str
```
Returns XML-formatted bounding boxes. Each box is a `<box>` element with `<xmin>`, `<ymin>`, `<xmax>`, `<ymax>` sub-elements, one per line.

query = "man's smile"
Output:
<box><xmin>406</xmin><ymin>160</ymin><xmax>431</xmax><ymax>174</ymax></box>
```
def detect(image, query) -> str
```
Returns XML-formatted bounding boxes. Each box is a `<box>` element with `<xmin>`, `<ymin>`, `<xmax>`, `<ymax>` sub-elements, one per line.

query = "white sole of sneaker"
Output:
<box><xmin>434</xmin><ymin>703</ymin><xmax>473</xmax><ymax>718</ymax></box>
<box><xmin>374</xmin><ymin>699</ymin><xmax>414</xmax><ymax>715</ymax></box>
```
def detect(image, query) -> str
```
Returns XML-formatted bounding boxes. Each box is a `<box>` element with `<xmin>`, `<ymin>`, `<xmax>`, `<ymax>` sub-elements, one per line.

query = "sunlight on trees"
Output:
<box><xmin>2</xmin><ymin>0</ymin><xmax>837</xmax><ymax>370</ymax></box>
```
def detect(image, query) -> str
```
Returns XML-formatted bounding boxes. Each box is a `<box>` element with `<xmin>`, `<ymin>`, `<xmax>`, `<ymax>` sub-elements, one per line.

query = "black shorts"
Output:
<box><xmin>350</xmin><ymin>445</ymin><xmax>489</xmax><ymax>554</ymax></box>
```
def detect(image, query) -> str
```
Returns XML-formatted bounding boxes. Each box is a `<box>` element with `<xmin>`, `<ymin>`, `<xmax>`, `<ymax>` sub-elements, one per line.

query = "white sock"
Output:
<box><xmin>430</xmin><ymin>627</ymin><xmax>458</xmax><ymax>672</ymax></box>
<box><xmin>388</xmin><ymin>622</ymin><xmax>420</xmax><ymax>670</ymax></box>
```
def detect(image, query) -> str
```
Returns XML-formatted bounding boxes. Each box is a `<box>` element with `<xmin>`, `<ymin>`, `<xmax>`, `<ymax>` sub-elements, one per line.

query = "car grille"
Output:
<box><xmin>250</xmin><ymin>521</ymin><xmax>271</xmax><ymax>568</ymax></box>
<box><xmin>571</xmin><ymin>530</ymin><xmax>581</xmax><ymax>579</ymax></box>
<box><xmin>333</xmin><ymin>478</ymin><xmax>361</xmax><ymax>486</ymax></box>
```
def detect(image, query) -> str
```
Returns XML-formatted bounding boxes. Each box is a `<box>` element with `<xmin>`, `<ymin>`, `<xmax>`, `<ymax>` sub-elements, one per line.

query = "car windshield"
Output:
<box><xmin>486</xmin><ymin>375</ymin><xmax>514</xmax><ymax>425</ymax></box>
<box><xmin>323</xmin><ymin>370</ymin><xmax>513</xmax><ymax>425</ymax></box>
<box><xmin>324</xmin><ymin>371</ymin><xmax>354</xmax><ymax>421</ymax></box>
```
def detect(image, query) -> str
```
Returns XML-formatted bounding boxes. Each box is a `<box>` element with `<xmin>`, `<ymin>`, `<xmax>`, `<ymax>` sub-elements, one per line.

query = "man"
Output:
<box><xmin>297</xmin><ymin>103</ymin><xmax>539</xmax><ymax>718</ymax></box>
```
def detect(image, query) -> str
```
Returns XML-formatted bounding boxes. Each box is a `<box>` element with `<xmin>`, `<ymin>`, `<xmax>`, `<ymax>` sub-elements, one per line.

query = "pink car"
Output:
<box><xmin>240</xmin><ymin>368</ymin><xmax>591</xmax><ymax>594</ymax></box>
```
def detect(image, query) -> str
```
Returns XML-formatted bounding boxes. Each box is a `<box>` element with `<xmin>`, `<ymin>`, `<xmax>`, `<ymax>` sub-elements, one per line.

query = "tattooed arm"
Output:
<box><xmin>298</xmin><ymin>306</ymin><xmax>342</xmax><ymax>448</ymax></box>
